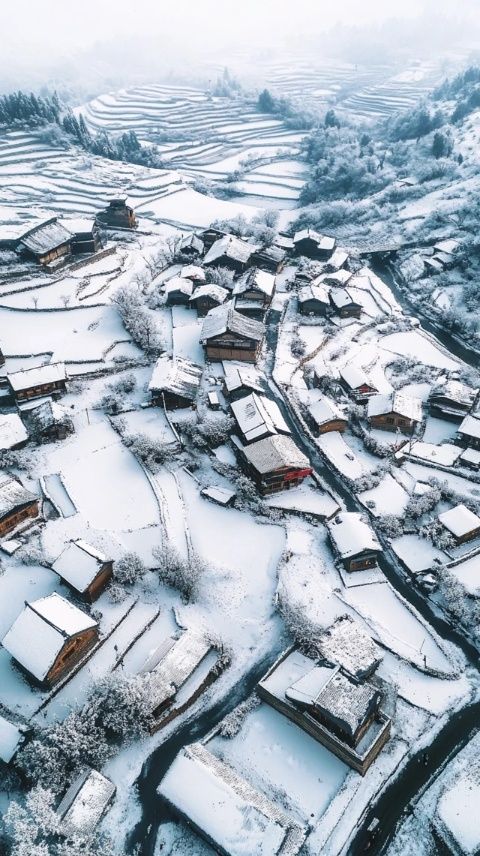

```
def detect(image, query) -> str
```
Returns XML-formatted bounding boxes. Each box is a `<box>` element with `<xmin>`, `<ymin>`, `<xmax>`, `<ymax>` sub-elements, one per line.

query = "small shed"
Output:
<box><xmin>189</xmin><ymin>283</ymin><xmax>229</xmax><ymax>317</ymax></box>
<box><xmin>298</xmin><ymin>283</ymin><xmax>330</xmax><ymax>316</ymax></box>
<box><xmin>231</xmin><ymin>392</ymin><xmax>290</xmax><ymax>444</ymax></box>
<box><xmin>22</xmin><ymin>399</ymin><xmax>73</xmax><ymax>443</ymax></box>
<box><xmin>2</xmin><ymin>593</ymin><xmax>98</xmax><ymax>687</ymax></box>
<box><xmin>456</xmin><ymin>413</ymin><xmax>480</xmax><ymax>450</ymax></box>
<box><xmin>200</xmin><ymin>485</ymin><xmax>236</xmax><ymax>507</ymax></box>
<box><xmin>308</xmin><ymin>394</ymin><xmax>347</xmax><ymax>434</ymax></box>
<box><xmin>235</xmin><ymin>434</ymin><xmax>312</xmax><ymax>495</ymax></box>
<box><xmin>164</xmin><ymin>276</ymin><xmax>193</xmax><ymax>306</ymax></box>
<box><xmin>18</xmin><ymin>218</ymin><xmax>72</xmax><ymax>266</ymax></box>
<box><xmin>233</xmin><ymin>267</ymin><xmax>276</xmax><ymax>315</ymax></box>
<box><xmin>61</xmin><ymin>218</ymin><xmax>101</xmax><ymax>255</ymax></box>
<box><xmin>368</xmin><ymin>392</ymin><xmax>423</xmax><ymax>433</ymax></box>
<box><xmin>201</xmin><ymin>302</ymin><xmax>265</xmax><ymax>364</ymax></box>
<box><xmin>0</xmin><ymin>413</ymin><xmax>28</xmax><ymax>451</ymax></box>
<box><xmin>293</xmin><ymin>229</ymin><xmax>335</xmax><ymax>260</ymax></box>
<box><xmin>327</xmin><ymin>512</ymin><xmax>382</xmax><ymax>571</ymax></box>
<box><xmin>181</xmin><ymin>264</ymin><xmax>206</xmax><ymax>283</ymax></box>
<box><xmin>179</xmin><ymin>233</ymin><xmax>204</xmax><ymax>258</ymax></box>
<box><xmin>340</xmin><ymin>365</ymin><xmax>377</xmax><ymax>401</ymax></box>
<box><xmin>56</xmin><ymin>769</ymin><xmax>116</xmax><ymax>836</ymax></box>
<box><xmin>7</xmin><ymin>362</ymin><xmax>67</xmax><ymax>403</ymax></box>
<box><xmin>222</xmin><ymin>361</ymin><xmax>265</xmax><ymax>399</ymax></box>
<box><xmin>52</xmin><ymin>539</ymin><xmax>113</xmax><ymax>602</ymax></box>
<box><xmin>0</xmin><ymin>474</ymin><xmax>39</xmax><ymax>538</ymax></box>
<box><xmin>203</xmin><ymin>235</ymin><xmax>254</xmax><ymax>273</ymax></box>
<box><xmin>96</xmin><ymin>197</ymin><xmax>137</xmax><ymax>229</ymax></box>
<box><xmin>329</xmin><ymin>287</ymin><xmax>362</xmax><ymax>319</ymax></box>
<box><xmin>149</xmin><ymin>355</ymin><xmax>202</xmax><ymax>408</ymax></box>
<box><xmin>438</xmin><ymin>504</ymin><xmax>480</xmax><ymax>545</ymax></box>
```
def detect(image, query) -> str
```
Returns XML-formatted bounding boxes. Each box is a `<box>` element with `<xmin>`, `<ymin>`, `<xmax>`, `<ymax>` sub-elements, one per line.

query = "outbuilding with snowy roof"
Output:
<box><xmin>234</xmin><ymin>433</ymin><xmax>312</xmax><ymax>495</ymax></box>
<box><xmin>232</xmin><ymin>267</ymin><xmax>276</xmax><ymax>315</ymax></box>
<box><xmin>2</xmin><ymin>593</ymin><xmax>98</xmax><ymax>687</ymax></box>
<box><xmin>57</xmin><ymin>768</ymin><xmax>116</xmax><ymax>837</ymax></box>
<box><xmin>189</xmin><ymin>283</ymin><xmax>229</xmax><ymax>317</ymax></box>
<box><xmin>203</xmin><ymin>234</ymin><xmax>254</xmax><ymax>272</ymax></box>
<box><xmin>0</xmin><ymin>473</ymin><xmax>39</xmax><ymax>538</ymax></box>
<box><xmin>230</xmin><ymin>392</ymin><xmax>290</xmax><ymax>444</ymax></box>
<box><xmin>0</xmin><ymin>413</ymin><xmax>28</xmax><ymax>451</ymax></box>
<box><xmin>438</xmin><ymin>504</ymin><xmax>480</xmax><ymax>545</ymax></box>
<box><xmin>367</xmin><ymin>391</ymin><xmax>423</xmax><ymax>433</ymax></box>
<box><xmin>149</xmin><ymin>355</ymin><xmax>202</xmax><ymax>408</ymax></box>
<box><xmin>327</xmin><ymin>511</ymin><xmax>382</xmax><ymax>572</ymax></box>
<box><xmin>298</xmin><ymin>283</ymin><xmax>331</xmax><ymax>316</ymax></box>
<box><xmin>164</xmin><ymin>276</ymin><xmax>194</xmax><ymax>306</ymax></box>
<box><xmin>457</xmin><ymin>413</ymin><xmax>480</xmax><ymax>450</ymax></box>
<box><xmin>52</xmin><ymin>540</ymin><xmax>113</xmax><ymax>602</ymax></box>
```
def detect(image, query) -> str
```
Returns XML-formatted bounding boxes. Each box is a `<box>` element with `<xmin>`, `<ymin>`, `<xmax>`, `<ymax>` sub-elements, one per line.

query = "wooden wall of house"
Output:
<box><xmin>45</xmin><ymin>626</ymin><xmax>98</xmax><ymax>686</ymax></box>
<box><xmin>317</xmin><ymin>418</ymin><xmax>347</xmax><ymax>435</ymax></box>
<box><xmin>85</xmin><ymin>562</ymin><xmax>113</xmax><ymax>602</ymax></box>
<box><xmin>206</xmin><ymin>343</ymin><xmax>259</xmax><ymax>364</ymax></box>
<box><xmin>0</xmin><ymin>501</ymin><xmax>39</xmax><ymax>537</ymax></box>
<box><xmin>13</xmin><ymin>379</ymin><xmax>67</xmax><ymax>402</ymax></box>
<box><xmin>370</xmin><ymin>414</ymin><xmax>415</xmax><ymax>433</ymax></box>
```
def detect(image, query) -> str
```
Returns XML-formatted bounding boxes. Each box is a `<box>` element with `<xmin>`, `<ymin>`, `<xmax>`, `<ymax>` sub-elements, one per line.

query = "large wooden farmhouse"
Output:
<box><xmin>0</xmin><ymin>474</ymin><xmax>40</xmax><ymax>538</ymax></box>
<box><xmin>189</xmin><ymin>283</ymin><xmax>229</xmax><ymax>317</ymax></box>
<box><xmin>235</xmin><ymin>433</ymin><xmax>312</xmax><ymax>494</ymax></box>
<box><xmin>52</xmin><ymin>540</ymin><xmax>113</xmax><ymax>602</ymax></box>
<box><xmin>149</xmin><ymin>355</ymin><xmax>202</xmax><ymax>408</ymax></box>
<box><xmin>232</xmin><ymin>268</ymin><xmax>276</xmax><ymax>316</ymax></box>
<box><xmin>203</xmin><ymin>234</ymin><xmax>254</xmax><ymax>273</ymax></box>
<box><xmin>18</xmin><ymin>218</ymin><xmax>72</xmax><ymax>266</ymax></box>
<box><xmin>7</xmin><ymin>362</ymin><xmax>67</xmax><ymax>403</ymax></box>
<box><xmin>2</xmin><ymin>593</ymin><xmax>98</xmax><ymax>687</ymax></box>
<box><xmin>367</xmin><ymin>392</ymin><xmax>423</xmax><ymax>434</ymax></box>
<box><xmin>230</xmin><ymin>392</ymin><xmax>290</xmax><ymax>444</ymax></box>
<box><xmin>201</xmin><ymin>302</ymin><xmax>265</xmax><ymax>363</ymax></box>
<box><xmin>327</xmin><ymin>512</ymin><xmax>382</xmax><ymax>572</ymax></box>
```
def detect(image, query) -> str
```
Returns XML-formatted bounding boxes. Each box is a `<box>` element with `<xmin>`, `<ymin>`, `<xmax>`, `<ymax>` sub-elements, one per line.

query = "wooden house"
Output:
<box><xmin>0</xmin><ymin>474</ymin><xmax>40</xmax><ymax>538</ymax></box>
<box><xmin>57</xmin><ymin>769</ymin><xmax>116</xmax><ymax>838</ymax></box>
<box><xmin>181</xmin><ymin>264</ymin><xmax>206</xmax><ymax>284</ymax></box>
<box><xmin>164</xmin><ymin>276</ymin><xmax>193</xmax><ymax>306</ymax></box>
<box><xmin>52</xmin><ymin>540</ymin><xmax>113</xmax><ymax>602</ymax></box>
<box><xmin>2</xmin><ymin>593</ymin><xmax>98</xmax><ymax>687</ymax></box>
<box><xmin>232</xmin><ymin>268</ymin><xmax>276</xmax><ymax>316</ymax></box>
<box><xmin>203</xmin><ymin>235</ymin><xmax>254</xmax><ymax>273</ymax></box>
<box><xmin>201</xmin><ymin>302</ymin><xmax>265</xmax><ymax>364</ymax></box>
<box><xmin>222</xmin><ymin>361</ymin><xmax>265</xmax><ymax>400</ymax></box>
<box><xmin>428</xmin><ymin>380</ymin><xmax>477</xmax><ymax>421</ymax></box>
<box><xmin>234</xmin><ymin>434</ymin><xmax>312</xmax><ymax>495</ymax></box>
<box><xmin>329</xmin><ymin>287</ymin><xmax>362</xmax><ymax>319</ymax></box>
<box><xmin>459</xmin><ymin>447</ymin><xmax>480</xmax><ymax>471</ymax></box>
<box><xmin>189</xmin><ymin>283</ymin><xmax>228</xmax><ymax>317</ymax></box>
<box><xmin>367</xmin><ymin>392</ymin><xmax>423</xmax><ymax>433</ymax></box>
<box><xmin>96</xmin><ymin>197</ymin><xmax>137</xmax><ymax>229</ymax></box>
<box><xmin>340</xmin><ymin>365</ymin><xmax>377</xmax><ymax>402</ymax></box>
<box><xmin>178</xmin><ymin>233</ymin><xmax>204</xmax><ymax>258</ymax></box>
<box><xmin>0</xmin><ymin>414</ymin><xmax>28</xmax><ymax>451</ymax></box>
<box><xmin>258</xmin><ymin>649</ymin><xmax>391</xmax><ymax>775</ymax></box>
<box><xmin>456</xmin><ymin>413</ymin><xmax>480</xmax><ymax>450</ymax></box>
<box><xmin>323</xmin><ymin>249</ymin><xmax>349</xmax><ymax>272</ymax></box>
<box><xmin>293</xmin><ymin>229</ymin><xmax>335</xmax><ymax>260</ymax></box>
<box><xmin>7</xmin><ymin>363</ymin><xmax>67</xmax><ymax>402</ymax></box>
<box><xmin>298</xmin><ymin>283</ymin><xmax>330</xmax><ymax>316</ymax></box>
<box><xmin>308</xmin><ymin>394</ymin><xmax>347</xmax><ymax>434</ymax></box>
<box><xmin>141</xmin><ymin>629</ymin><xmax>213</xmax><ymax>720</ymax></box>
<box><xmin>438</xmin><ymin>504</ymin><xmax>480</xmax><ymax>545</ymax></box>
<box><xmin>327</xmin><ymin>512</ymin><xmax>382</xmax><ymax>572</ymax></box>
<box><xmin>197</xmin><ymin>226</ymin><xmax>227</xmax><ymax>251</ymax></box>
<box><xmin>230</xmin><ymin>392</ymin><xmax>290</xmax><ymax>444</ymax></box>
<box><xmin>249</xmin><ymin>244</ymin><xmax>286</xmax><ymax>273</ymax></box>
<box><xmin>318</xmin><ymin>268</ymin><xmax>352</xmax><ymax>288</ymax></box>
<box><xmin>149</xmin><ymin>355</ymin><xmax>202</xmax><ymax>408</ymax></box>
<box><xmin>18</xmin><ymin>218</ymin><xmax>72</xmax><ymax>266</ymax></box>
<box><xmin>61</xmin><ymin>218</ymin><xmax>101</xmax><ymax>255</ymax></box>
<box><xmin>21</xmin><ymin>399</ymin><xmax>73</xmax><ymax>443</ymax></box>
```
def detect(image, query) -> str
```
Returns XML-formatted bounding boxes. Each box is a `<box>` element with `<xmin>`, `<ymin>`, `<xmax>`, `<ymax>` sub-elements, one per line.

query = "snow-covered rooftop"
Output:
<box><xmin>340</xmin><ymin>364</ymin><xmax>372</xmax><ymax>391</ymax></box>
<box><xmin>57</xmin><ymin>769</ymin><xmax>116</xmax><ymax>836</ymax></box>
<box><xmin>149</xmin><ymin>355</ymin><xmax>202</xmax><ymax>401</ymax></box>
<box><xmin>429</xmin><ymin>379</ymin><xmax>476</xmax><ymax>407</ymax></box>
<box><xmin>327</xmin><ymin>512</ymin><xmax>382</xmax><ymax>559</ymax></box>
<box><xmin>368</xmin><ymin>391</ymin><xmax>423</xmax><ymax>422</ymax></box>
<box><xmin>7</xmin><ymin>362</ymin><xmax>67</xmax><ymax>393</ymax></box>
<box><xmin>329</xmin><ymin>287</ymin><xmax>359</xmax><ymax>310</ymax></box>
<box><xmin>438</xmin><ymin>504</ymin><xmax>480</xmax><ymax>538</ymax></box>
<box><xmin>314</xmin><ymin>669</ymin><xmax>380</xmax><ymax>740</ymax></box>
<box><xmin>189</xmin><ymin>283</ymin><xmax>229</xmax><ymax>305</ymax></box>
<box><xmin>0</xmin><ymin>715</ymin><xmax>24</xmax><ymax>763</ymax></box>
<box><xmin>0</xmin><ymin>413</ymin><xmax>28</xmax><ymax>451</ymax></box>
<box><xmin>164</xmin><ymin>276</ymin><xmax>193</xmax><ymax>298</ymax></box>
<box><xmin>159</xmin><ymin>743</ymin><xmax>306</xmax><ymax>856</ymax></box>
<box><xmin>308</xmin><ymin>394</ymin><xmax>346</xmax><ymax>428</ymax></box>
<box><xmin>318</xmin><ymin>615</ymin><xmax>383</xmax><ymax>680</ymax></box>
<box><xmin>293</xmin><ymin>229</ymin><xmax>335</xmax><ymax>252</ymax></box>
<box><xmin>52</xmin><ymin>540</ymin><xmax>109</xmax><ymax>594</ymax></box>
<box><xmin>435</xmin><ymin>761</ymin><xmax>480</xmax><ymax>856</ymax></box>
<box><xmin>19</xmin><ymin>218</ymin><xmax>72</xmax><ymax>255</ymax></box>
<box><xmin>298</xmin><ymin>283</ymin><xmax>330</xmax><ymax>306</ymax></box>
<box><xmin>0</xmin><ymin>474</ymin><xmax>38</xmax><ymax>519</ymax></box>
<box><xmin>233</xmin><ymin>268</ymin><xmax>276</xmax><ymax>299</ymax></box>
<box><xmin>458</xmin><ymin>413</ymin><xmax>480</xmax><ymax>440</ymax></box>
<box><xmin>203</xmin><ymin>234</ymin><xmax>255</xmax><ymax>266</ymax></box>
<box><xmin>2</xmin><ymin>593</ymin><xmax>97</xmax><ymax>681</ymax></box>
<box><xmin>60</xmin><ymin>217</ymin><xmax>96</xmax><ymax>235</ymax></box>
<box><xmin>201</xmin><ymin>302</ymin><xmax>265</xmax><ymax>343</ymax></box>
<box><xmin>181</xmin><ymin>264</ymin><xmax>206</xmax><ymax>282</ymax></box>
<box><xmin>143</xmin><ymin>629</ymin><xmax>211</xmax><ymax>711</ymax></box>
<box><xmin>231</xmin><ymin>392</ymin><xmax>290</xmax><ymax>443</ymax></box>
<box><xmin>222</xmin><ymin>361</ymin><xmax>265</xmax><ymax>395</ymax></box>
<box><xmin>240</xmin><ymin>434</ymin><xmax>310</xmax><ymax>475</ymax></box>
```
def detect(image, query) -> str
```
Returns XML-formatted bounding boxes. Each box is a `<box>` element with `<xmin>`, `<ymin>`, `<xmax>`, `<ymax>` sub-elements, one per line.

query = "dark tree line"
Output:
<box><xmin>0</xmin><ymin>90</ymin><xmax>61</xmax><ymax>127</ymax></box>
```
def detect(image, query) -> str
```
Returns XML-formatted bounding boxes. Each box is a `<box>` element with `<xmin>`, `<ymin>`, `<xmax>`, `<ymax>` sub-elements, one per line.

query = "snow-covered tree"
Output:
<box><xmin>153</xmin><ymin>542</ymin><xmax>204</xmax><ymax>601</ymax></box>
<box><xmin>113</xmin><ymin>551</ymin><xmax>147</xmax><ymax>585</ymax></box>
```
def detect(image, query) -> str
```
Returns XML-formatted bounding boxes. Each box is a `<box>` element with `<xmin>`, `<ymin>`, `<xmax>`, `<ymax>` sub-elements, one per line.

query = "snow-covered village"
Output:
<box><xmin>0</xmin><ymin>2</ymin><xmax>480</xmax><ymax>855</ymax></box>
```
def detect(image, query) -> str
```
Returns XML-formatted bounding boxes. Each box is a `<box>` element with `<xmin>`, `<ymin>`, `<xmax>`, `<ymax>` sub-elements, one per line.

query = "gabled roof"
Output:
<box><xmin>231</xmin><ymin>392</ymin><xmax>289</xmax><ymax>443</ymax></box>
<box><xmin>368</xmin><ymin>391</ymin><xmax>423</xmax><ymax>422</ymax></box>
<box><xmin>179</xmin><ymin>233</ymin><xmax>204</xmax><ymax>253</ymax></box>
<box><xmin>19</xmin><ymin>219</ymin><xmax>72</xmax><ymax>255</ymax></box>
<box><xmin>189</xmin><ymin>283</ymin><xmax>228</xmax><ymax>305</ymax></box>
<box><xmin>308</xmin><ymin>394</ymin><xmax>346</xmax><ymax>427</ymax></box>
<box><xmin>164</xmin><ymin>276</ymin><xmax>193</xmax><ymax>298</ymax></box>
<box><xmin>201</xmin><ymin>302</ymin><xmax>265</xmax><ymax>343</ymax></box>
<box><xmin>340</xmin><ymin>364</ymin><xmax>373</xmax><ymax>391</ymax></box>
<box><xmin>57</xmin><ymin>769</ymin><xmax>116</xmax><ymax>836</ymax></box>
<box><xmin>8</xmin><ymin>362</ymin><xmax>67</xmax><ymax>393</ymax></box>
<box><xmin>458</xmin><ymin>413</ymin><xmax>480</xmax><ymax>440</ymax></box>
<box><xmin>25</xmin><ymin>399</ymin><xmax>69</xmax><ymax>431</ymax></box>
<box><xmin>298</xmin><ymin>283</ymin><xmax>330</xmax><ymax>306</ymax></box>
<box><xmin>60</xmin><ymin>218</ymin><xmax>96</xmax><ymax>236</ymax></box>
<box><xmin>313</xmin><ymin>668</ymin><xmax>380</xmax><ymax>740</ymax></box>
<box><xmin>143</xmin><ymin>629</ymin><xmax>211</xmax><ymax>710</ymax></box>
<box><xmin>327</xmin><ymin>512</ymin><xmax>382</xmax><ymax>559</ymax></box>
<box><xmin>2</xmin><ymin>593</ymin><xmax>97</xmax><ymax>681</ymax></box>
<box><xmin>330</xmin><ymin>287</ymin><xmax>360</xmax><ymax>310</ymax></box>
<box><xmin>0</xmin><ymin>474</ymin><xmax>38</xmax><ymax>519</ymax></box>
<box><xmin>233</xmin><ymin>267</ymin><xmax>276</xmax><ymax>298</ymax></box>
<box><xmin>52</xmin><ymin>540</ymin><xmax>109</xmax><ymax>594</ymax></box>
<box><xmin>203</xmin><ymin>235</ymin><xmax>255</xmax><ymax>266</ymax></box>
<box><xmin>0</xmin><ymin>413</ymin><xmax>28</xmax><ymax>451</ymax></box>
<box><xmin>222</xmin><ymin>361</ymin><xmax>265</xmax><ymax>395</ymax></box>
<box><xmin>318</xmin><ymin>615</ymin><xmax>383</xmax><ymax>680</ymax></box>
<box><xmin>251</xmin><ymin>244</ymin><xmax>286</xmax><ymax>264</ymax></box>
<box><xmin>239</xmin><ymin>434</ymin><xmax>310</xmax><ymax>475</ymax></box>
<box><xmin>149</xmin><ymin>356</ymin><xmax>202</xmax><ymax>402</ymax></box>
<box><xmin>181</xmin><ymin>264</ymin><xmax>206</xmax><ymax>282</ymax></box>
<box><xmin>438</xmin><ymin>504</ymin><xmax>480</xmax><ymax>538</ymax></box>
<box><xmin>429</xmin><ymin>380</ymin><xmax>476</xmax><ymax>407</ymax></box>
<box><xmin>293</xmin><ymin>228</ymin><xmax>323</xmax><ymax>244</ymax></box>
<box><xmin>325</xmin><ymin>249</ymin><xmax>349</xmax><ymax>271</ymax></box>
<box><xmin>434</xmin><ymin>239</ymin><xmax>459</xmax><ymax>255</ymax></box>
<box><xmin>315</xmin><ymin>268</ymin><xmax>352</xmax><ymax>287</ymax></box>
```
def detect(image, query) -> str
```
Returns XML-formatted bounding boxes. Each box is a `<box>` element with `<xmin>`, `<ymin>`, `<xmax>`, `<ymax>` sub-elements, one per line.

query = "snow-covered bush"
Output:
<box><xmin>107</xmin><ymin>582</ymin><xmax>128</xmax><ymax>603</ymax></box>
<box><xmin>405</xmin><ymin>485</ymin><xmax>441</xmax><ymax>519</ymax></box>
<box><xmin>277</xmin><ymin>591</ymin><xmax>325</xmax><ymax>656</ymax></box>
<box><xmin>113</xmin><ymin>551</ymin><xmax>146</xmax><ymax>585</ymax></box>
<box><xmin>123</xmin><ymin>432</ymin><xmax>175</xmax><ymax>470</ymax></box>
<box><xmin>112</xmin><ymin>285</ymin><xmax>164</xmax><ymax>355</ymax></box>
<box><xmin>180</xmin><ymin>413</ymin><xmax>234</xmax><ymax>449</ymax></box>
<box><xmin>290</xmin><ymin>332</ymin><xmax>306</xmax><ymax>358</ymax></box>
<box><xmin>90</xmin><ymin>674</ymin><xmax>152</xmax><ymax>739</ymax></box>
<box><xmin>217</xmin><ymin>694</ymin><xmax>261</xmax><ymax>739</ymax></box>
<box><xmin>376</xmin><ymin>514</ymin><xmax>404</xmax><ymax>538</ymax></box>
<box><xmin>15</xmin><ymin>539</ymin><xmax>45</xmax><ymax>567</ymax></box>
<box><xmin>153</xmin><ymin>543</ymin><xmax>204</xmax><ymax>601</ymax></box>
<box><xmin>206</xmin><ymin>266</ymin><xmax>234</xmax><ymax>290</ymax></box>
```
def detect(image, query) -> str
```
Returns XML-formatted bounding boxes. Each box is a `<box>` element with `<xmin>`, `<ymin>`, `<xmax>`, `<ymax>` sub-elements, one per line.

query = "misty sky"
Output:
<box><xmin>6</xmin><ymin>0</ymin><xmax>478</xmax><ymax>56</ymax></box>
